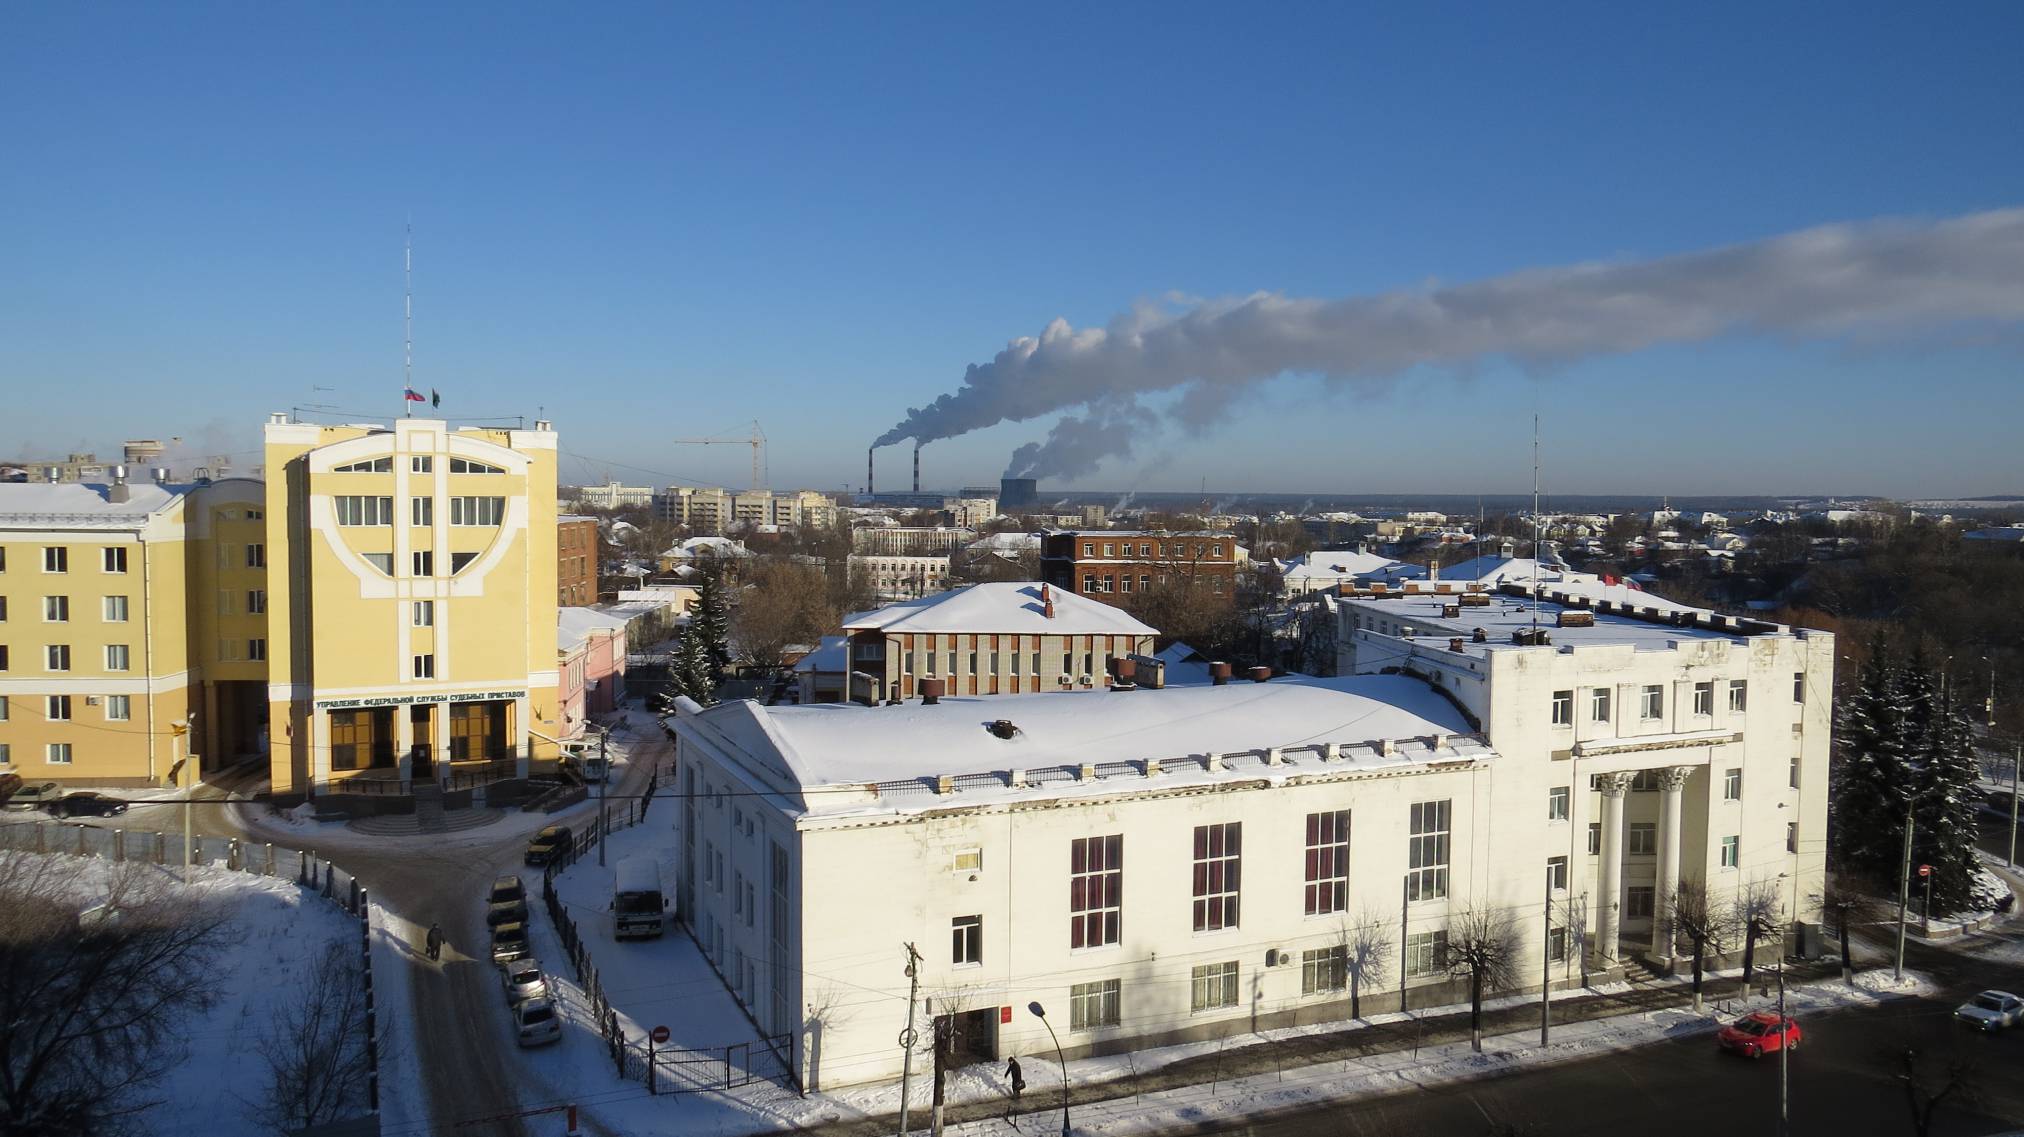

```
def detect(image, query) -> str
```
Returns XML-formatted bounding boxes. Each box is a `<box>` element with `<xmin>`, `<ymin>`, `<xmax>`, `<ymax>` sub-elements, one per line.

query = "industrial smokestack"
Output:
<box><xmin>913</xmin><ymin>442</ymin><xmax>921</xmax><ymax>494</ymax></box>
<box><xmin>866</xmin><ymin>447</ymin><xmax>875</xmax><ymax>496</ymax></box>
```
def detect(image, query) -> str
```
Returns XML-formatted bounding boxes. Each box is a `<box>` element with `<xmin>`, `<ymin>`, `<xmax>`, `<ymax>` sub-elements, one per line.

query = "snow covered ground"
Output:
<box><xmin>529</xmin><ymin>820</ymin><xmax>1949</xmax><ymax>1137</ymax></box>
<box><xmin>12</xmin><ymin>852</ymin><xmax>364</xmax><ymax>1137</ymax></box>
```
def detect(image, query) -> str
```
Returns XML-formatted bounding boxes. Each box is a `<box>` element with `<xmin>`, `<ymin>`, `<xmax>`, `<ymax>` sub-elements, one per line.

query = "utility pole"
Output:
<box><xmin>1399</xmin><ymin>875</ymin><xmax>1410</xmax><ymax>1014</ymax></box>
<box><xmin>898</xmin><ymin>943</ymin><xmax>922</xmax><ymax>1137</ymax></box>
<box><xmin>597</xmin><ymin>727</ymin><xmax>610</xmax><ymax>868</ymax></box>
<box><xmin>1895</xmin><ymin>801</ymin><xmax>1915</xmax><ymax>981</ymax></box>
<box><xmin>1777</xmin><ymin>936</ymin><xmax>1789</xmax><ymax>1137</ymax></box>
<box><xmin>2008</xmin><ymin>741</ymin><xmax>2020</xmax><ymax>869</ymax></box>
<box><xmin>1540</xmin><ymin>866</ymin><xmax>1552</xmax><ymax>1046</ymax></box>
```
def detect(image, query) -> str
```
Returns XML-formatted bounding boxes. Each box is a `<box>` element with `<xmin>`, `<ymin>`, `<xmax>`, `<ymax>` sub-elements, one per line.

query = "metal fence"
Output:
<box><xmin>0</xmin><ymin>818</ymin><xmax>385</xmax><ymax>1118</ymax></box>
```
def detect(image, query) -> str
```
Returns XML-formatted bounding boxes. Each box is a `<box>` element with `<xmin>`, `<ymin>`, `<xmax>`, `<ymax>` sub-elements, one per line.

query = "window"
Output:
<box><xmin>1547</xmin><ymin>925</ymin><xmax>1569</xmax><ymax>962</ymax></box>
<box><xmin>412</xmin><ymin>550</ymin><xmax>433</xmax><ymax>577</ymax></box>
<box><xmin>413</xmin><ymin>601</ymin><xmax>434</xmax><ymax>627</ymax></box>
<box><xmin>47</xmin><ymin>743</ymin><xmax>73</xmax><ymax>765</ymax></box>
<box><xmin>1790</xmin><ymin>755</ymin><xmax>1800</xmax><ymax>789</ymax></box>
<box><xmin>245</xmin><ymin>544</ymin><xmax>265</xmax><ymax>568</ymax></box>
<box><xmin>1140</xmin><ymin>573</ymin><xmax>1151</xmax><ymax>591</ymax></box>
<box><xmin>1069</xmin><ymin>834</ymin><xmax>1122</xmax><ymax>949</ymax></box>
<box><xmin>1792</xmin><ymin>672</ymin><xmax>1804</xmax><ymax>703</ymax></box>
<box><xmin>1406</xmin><ymin>799</ymin><xmax>1451</xmax><ymax>901</ymax></box>
<box><xmin>334</xmin><ymin>495</ymin><xmax>394</xmax><ymax>526</ymax></box>
<box><xmin>968</xmin><ymin>651</ymin><xmax>977</xmax><ymax>674</ymax></box>
<box><xmin>105</xmin><ymin>694</ymin><xmax>131</xmax><ymax>721</ymax></box>
<box><xmin>1587</xmin><ymin>823</ymin><xmax>1601</xmax><ymax>855</ymax></box>
<box><xmin>363</xmin><ymin>553</ymin><xmax>394</xmax><ymax>574</ymax></box>
<box><xmin>1693</xmin><ymin>681</ymin><xmax>1714</xmax><ymax>717</ymax></box>
<box><xmin>0</xmin><ymin>596</ymin><xmax>5</xmax><ymax>620</ymax></box>
<box><xmin>1628</xmin><ymin>823</ymin><xmax>1656</xmax><ymax>856</ymax></box>
<box><xmin>947</xmin><ymin>650</ymin><xmax>957</xmax><ymax>676</ymax></box>
<box><xmin>1301</xmin><ymin>946</ymin><xmax>1347</xmax><ymax>995</ymax></box>
<box><xmin>1787</xmin><ymin>822</ymin><xmax>1799</xmax><ymax>854</ymax></box>
<box><xmin>248</xmin><ymin>589</ymin><xmax>266</xmax><ymax>614</ymax></box>
<box><xmin>450</xmin><ymin>496</ymin><xmax>506</xmax><ymax>526</ymax></box>
<box><xmin>0</xmin><ymin>646</ymin><xmax>8</xmax><ymax>671</ymax></box>
<box><xmin>1190</xmin><ymin>961</ymin><xmax>1240</xmax><ymax>1012</ymax></box>
<box><xmin>1120</xmin><ymin>575</ymin><xmax>1133</xmax><ymax>593</ymax></box>
<box><xmin>1547</xmin><ymin>786</ymin><xmax>1570</xmax><ymax>822</ymax></box>
<box><xmin>1590</xmin><ymin>686</ymin><xmax>1612</xmax><ymax>722</ymax></box>
<box><xmin>43</xmin><ymin>546</ymin><xmax>67</xmax><ymax>573</ymax></box>
<box><xmin>1192</xmin><ymin>822</ymin><xmax>1241</xmax><ymax>932</ymax></box>
<box><xmin>1069</xmin><ymin>979</ymin><xmax>1120</xmax><ymax>1031</ymax></box>
<box><xmin>43</xmin><ymin>595</ymin><xmax>68</xmax><ymax>622</ymax></box>
<box><xmin>1547</xmin><ymin>855</ymin><xmax>1568</xmax><ymax>891</ymax></box>
<box><xmin>412</xmin><ymin>497</ymin><xmax>433</xmax><ymax>526</ymax></box>
<box><xmin>93</xmin><ymin>594</ymin><xmax>125</xmax><ymax>623</ymax></box>
<box><xmin>1550</xmin><ymin>689</ymin><xmax>1573</xmax><ymax>726</ymax></box>
<box><xmin>334</xmin><ymin>456</ymin><xmax>392</xmax><ymax>472</ymax></box>
<box><xmin>1303</xmin><ymin>810</ymin><xmax>1350</xmax><ymax>916</ymax></box>
<box><xmin>1728</xmin><ymin>680</ymin><xmax>1748</xmax><ymax>712</ymax></box>
<box><xmin>952</xmin><ymin>915</ymin><xmax>982</xmax><ymax>966</ymax></box>
<box><xmin>411</xmin><ymin>456</ymin><xmax>433</xmax><ymax>473</ymax></box>
<box><xmin>47</xmin><ymin>694</ymin><xmax>72</xmax><ymax>720</ymax></box>
<box><xmin>1082</xmin><ymin>542</ymin><xmax>1094</xmax><ymax>556</ymax></box>
<box><xmin>1723</xmin><ymin>767</ymin><xmax>1742</xmax><ymax>801</ymax></box>
<box><xmin>45</xmin><ymin>645</ymin><xmax>70</xmax><ymax>672</ymax></box>
<box><xmin>1640</xmin><ymin>685</ymin><xmax>1663</xmax><ymax>720</ymax></box>
<box><xmin>1405</xmin><ymin>930</ymin><xmax>1449</xmax><ymax>977</ymax></box>
<box><xmin>102</xmin><ymin>547</ymin><xmax>127</xmax><ymax>573</ymax></box>
<box><xmin>1104</xmin><ymin>543</ymin><xmax>1115</xmax><ymax>557</ymax></box>
<box><xmin>447</xmin><ymin>551</ymin><xmax>477</xmax><ymax>574</ymax></box>
<box><xmin>247</xmin><ymin>638</ymin><xmax>266</xmax><ymax>662</ymax></box>
<box><xmin>953</xmin><ymin>848</ymin><xmax>982</xmax><ymax>873</ymax></box>
<box><xmin>105</xmin><ymin>644</ymin><xmax>130</xmax><ymax>671</ymax></box>
<box><xmin>413</xmin><ymin>654</ymin><xmax>435</xmax><ymax>679</ymax></box>
<box><xmin>0</xmin><ymin>696</ymin><xmax>6</xmax><ymax>721</ymax></box>
<box><xmin>448</xmin><ymin>457</ymin><xmax>505</xmax><ymax>474</ymax></box>
<box><xmin>1626</xmin><ymin>886</ymin><xmax>1655</xmax><ymax>919</ymax></box>
<box><xmin>1720</xmin><ymin>836</ymin><xmax>1740</xmax><ymax>869</ymax></box>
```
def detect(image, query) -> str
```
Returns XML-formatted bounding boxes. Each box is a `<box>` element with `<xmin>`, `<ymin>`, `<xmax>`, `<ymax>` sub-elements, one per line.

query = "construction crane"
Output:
<box><xmin>671</xmin><ymin>420</ymin><xmax>768</xmax><ymax>490</ymax></box>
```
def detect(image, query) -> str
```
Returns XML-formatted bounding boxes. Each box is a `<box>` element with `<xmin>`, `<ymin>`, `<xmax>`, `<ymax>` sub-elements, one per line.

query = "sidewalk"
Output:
<box><xmin>799</xmin><ymin>962</ymin><xmax>1843</xmax><ymax>1137</ymax></box>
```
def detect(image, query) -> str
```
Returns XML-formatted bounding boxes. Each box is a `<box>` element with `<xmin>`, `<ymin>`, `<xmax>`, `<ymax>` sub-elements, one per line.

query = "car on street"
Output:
<box><xmin>1718</xmin><ymin>1011</ymin><xmax>1801</xmax><ymax>1058</ymax></box>
<box><xmin>3</xmin><ymin>781</ymin><xmax>64</xmax><ymax>812</ymax></box>
<box><xmin>487</xmin><ymin>874</ymin><xmax>530</xmax><ymax>927</ymax></box>
<box><xmin>490</xmin><ymin>921</ymin><xmax>530</xmax><ymax>965</ymax></box>
<box><xmin>46</xmin><ymin>792</ymin><xmax>130</xmax><ymax>819</ymax></box>
<box><xmin>524</xmin><ymin>825</ymin><xmax>572</xmax><ymax>867</ymax></box>
<box><xmin>502</xmin><ymin>960</ymin><xmax>549</xmax><ymax>1004</ymax></box>
<box><xmin>513</xmin><ymin>997</ymin><xmax>562</xmax><ymax>1047</ymax></box>
<box><xmin>1954</xmin><ymin>990</ymin><xmax>2024</xmax><ymax>1032</ymax></box>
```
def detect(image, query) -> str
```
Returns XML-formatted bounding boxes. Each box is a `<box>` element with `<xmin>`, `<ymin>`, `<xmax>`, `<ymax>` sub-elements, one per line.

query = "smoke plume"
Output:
<box><xmin>878</xmin><ymin>208</ymin><xmax>2024</xmax><ymax>478</ymax></box>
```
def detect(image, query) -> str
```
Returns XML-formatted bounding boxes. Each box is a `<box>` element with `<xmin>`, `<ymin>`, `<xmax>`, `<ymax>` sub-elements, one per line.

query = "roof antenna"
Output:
<box><xmin>403</xmin><ymin>217</ymin><xmax>414</xmax><ymax>419</ymax></box>
<box><xmin>1530</xmin><ymin>413</ymin><xmax>1542</xmax><ymax>632</ymax></box>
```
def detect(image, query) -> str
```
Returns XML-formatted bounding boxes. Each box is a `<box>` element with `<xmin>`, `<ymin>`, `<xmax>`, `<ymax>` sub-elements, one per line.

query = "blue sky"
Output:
<box><xmin>4</xmin><ymin>3</ymin><xmax>2022</xmax><ymax>497</ymax></box>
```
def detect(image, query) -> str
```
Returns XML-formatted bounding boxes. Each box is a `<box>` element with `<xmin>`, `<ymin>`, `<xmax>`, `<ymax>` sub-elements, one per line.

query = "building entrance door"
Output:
<box><xmin>944</xmin><ymin>1008</ymin><xmax>997</xmax><ymax>1066</ymax></box>
<box><xmin>409</xmin><ymin>705</ymin><xmax>434</xmax><ymax>779</ymax></box>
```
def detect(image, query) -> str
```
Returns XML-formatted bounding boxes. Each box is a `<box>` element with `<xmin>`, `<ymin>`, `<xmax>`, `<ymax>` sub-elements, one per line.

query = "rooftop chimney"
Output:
<box><xmin>106</xmin><ymin>465</ymin><xmax>130</xmax><ymax>504</ymax></box>
<box><xmin>1210</xmin><ymin>661</ymin><xmax>1232</xmax><ymax>686</ymax></box>
<box><xmin>1041</xmin><ymin>584</ymin><xmax>1054</xmax><ymax>619</ymax></box>
<box><xmin>1248</xmin><ymin>666</ymin><xmax>1272</xmax><ymax>683</ymax></box>
<box><xmin>1111</xmin><ymin>658</ymin><xmax>1137</xmax><ymax>690</ymax></box>
<box><xmin>913</xmin><ymin>442</ymin><xmax>921</xmax><ymax>494</ymax></box>
<box><xmin>919</xmin><ymin>677</ymin><xmax>945</xmax><ymax>705</ymax></box>
<box><xmin>151</xmin><ymin>467</ymin><xmax>170</xmax><ymax>484</ymax></box>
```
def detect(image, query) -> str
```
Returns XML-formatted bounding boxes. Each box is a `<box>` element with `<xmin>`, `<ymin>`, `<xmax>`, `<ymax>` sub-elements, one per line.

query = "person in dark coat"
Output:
<box><xmin>1006</xmin><ymin>1056</ymin><xmax>1025</xmax><ymax>1101</ymax></box>
<box><xmin>425</xmin><ymin>923</ymin><xmax>444</xmax><ymax>961</ymax></box>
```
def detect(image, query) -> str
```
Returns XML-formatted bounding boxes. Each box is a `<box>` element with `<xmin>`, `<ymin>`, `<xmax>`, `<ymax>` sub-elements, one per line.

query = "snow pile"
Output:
<box><xmin>1967</xmin><ymin>866</ymin><xmax>2011</xmax><ymax>912</ymax></box>
<box><xmin>1851</xmin><ymin>969</ymin><xmax>1939</xmax><ymax>996</ymax></box>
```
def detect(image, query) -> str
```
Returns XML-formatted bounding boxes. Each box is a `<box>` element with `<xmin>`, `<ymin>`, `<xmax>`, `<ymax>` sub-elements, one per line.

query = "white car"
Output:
<box><xmin>1955</xmin><ymin>990</ymin><xmax>2024</xmax><ymax>1032</ymax></box>
<box><xmin>503</xmin><ymin>960</ymin><xmax>549</xmax><ymax>1005</ymax></box>
<box><xmin>514</xmin><ymin>997</ymin><xmax>562</xmax><ymax>1047</ymax></box>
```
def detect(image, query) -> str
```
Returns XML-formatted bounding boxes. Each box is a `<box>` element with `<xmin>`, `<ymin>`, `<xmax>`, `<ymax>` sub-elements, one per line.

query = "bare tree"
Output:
<box><xmin>1672</xmin><ymin>881</ymin><xmax>1734</xmax><ymax>1012</ymax></box>
<box><xmin>247</xmin><ymin>941</ymin><xmax>384</xmax><ymax>1134</ymax></box>
<box><xmin>1817</xmin><ymin>877</ymin><xmax>1888</xmax><ymax>985</ymax></box>
<box><xmin>1339</xmin><ymin>908</ymin><xmax>1393</xmax><ymax>1020</ymax></box>
<box><xmin>1894</xmin><ymin>1046</ymin><xmax>1978</xmax><ymax>1137</ymax></box>
<box><xmin>731</xmin><ymin>559</ymin><xmax>837</xmax><ymax>672</ymax></box>
<box><xmin>1447</xmin><ymin>905</ymin><xmax>1521</xmax><ymax>1052</ymax></box>
<box><xmin>0</xmin><ymin>853</ymin><xmax>234</xmax><ymax>1134</ymax></box>
<box><xmin>1734</xmin><ymin>879</ymin><xmax>1784</xmax><ymax>992</ymax></box>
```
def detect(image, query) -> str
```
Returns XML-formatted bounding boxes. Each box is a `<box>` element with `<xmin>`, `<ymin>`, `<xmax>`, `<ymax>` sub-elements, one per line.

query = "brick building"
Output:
<box><xmin>1040</xmin><ymin>530</ymin><xmax>1239</xmax><ymax>607</ymax></box>
<box><xmin>558</xmin><ymin>515</ymin><xmax>599</xmax><ymax>605</ymax></box>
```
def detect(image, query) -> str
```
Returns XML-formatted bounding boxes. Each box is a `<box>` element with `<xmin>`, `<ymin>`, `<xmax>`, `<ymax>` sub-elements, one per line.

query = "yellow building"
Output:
<box><xmin>0</xmin><ymin>474</ymin><xmax>268</xmax><ymax>786</ymax></box>
<box><xmin>262</xmin><ymin>414</ymin><xmax>561</xmax><ymax>797</ymax></box>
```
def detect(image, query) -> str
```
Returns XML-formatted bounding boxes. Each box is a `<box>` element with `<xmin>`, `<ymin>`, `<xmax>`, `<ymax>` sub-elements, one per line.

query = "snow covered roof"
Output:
<box><xmin>964</xmin><ymin>532</ymin><xmax>1042</xmax><ymax>553</ymax></box>
<box><xmin>1154</xmin><ymin>641</ymin><xmax>1214</xmax><ymax>685</ymax></box>
<box><xmin>559</xmin><ymin>607</ymin><xmax>630</xmax><ymax>652</ymax></box>
<box><xmin>792</xmin><ymin>635</ymin><xmax>848</xmax><ymax>674</ymax></box>
<box><xmin>678</xmin><ymin>673</ymin><xmax>1486</xmax><ymax>815</ymax></box>
<box><xmin>663</xmin><ymin>536</ymin><xmax>750</xmax><ymax>559</ymax></box>
<box><xmin>0</xmin><ymin>482</ymin><xmax>192</xmax><ymax>529</ymax></box>
<box><xmin>1281</xmin><ymin>551</ymin><xmax>1409</xmax><ymax>582</ymax></box>
<box><xmin>1345</xmin><ymin>580</ymin><xmax>1749</xmax><ymax>658</ymax></box>
<box><xmin>842</xmin><ymin>583</ymin><xmax>1158</xmax><ymax>637</ymax></box>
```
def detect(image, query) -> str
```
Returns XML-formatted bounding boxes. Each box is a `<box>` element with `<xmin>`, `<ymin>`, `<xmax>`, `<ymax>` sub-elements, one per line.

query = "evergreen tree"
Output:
<box><xmin>1911</xmin><ymin>680</ymin><xmax>1983</xmax><ymax>914</ymax></box>
<box><xmin>654</xmin><ymin>623</ymin><xmax>719</xmax><ymax>711</ymax></box>
<box><xmin>1831</xmin><ymin>638</ymin><xmax>1910</xmax><ymax>878</ymax></box>
<box><xmin>692</xmin><ymin>567</ymin><xmax>732</xmax><ymax>680</ymax></box>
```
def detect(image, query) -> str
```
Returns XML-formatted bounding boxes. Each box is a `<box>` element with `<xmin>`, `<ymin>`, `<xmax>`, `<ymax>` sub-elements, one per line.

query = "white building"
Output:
<box><xmin>571</xmin><ymin>480</ymin><xmax>657</xmax><ymax>510</ymax></box>
<box><xmin>848</xmin><ymin>553</ymin><xmax>952</xmax><ymax>600</ymax></box>
<box><xmin>851</xmin><ymin>526</ymin><xmax>976</xmax><ymax>556</ymax></box>
<box><xmin>667</xmin><ymin>579</ymin><xmax>1832</xmax><ymax>1091</ymax></box>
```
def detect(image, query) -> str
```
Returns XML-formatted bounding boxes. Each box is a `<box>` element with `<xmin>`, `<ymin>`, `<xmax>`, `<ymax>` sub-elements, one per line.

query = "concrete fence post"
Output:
<box><xmin>155</xmin><ymin>832</ymin><xmax>165</xmax><ymax>864</ymax></box>
<box><xmin>35</xmin><ymin>824</ymin><xmax>47</xmax><ymax>855</ymax></box>
<box><xmin>113</xmin><ymin>829</ymin><xmax>125</xmax><ymax>862</ymax></box>
<box><xmin>228</xmin><ymin>838</ymin><xmax>242</xmax><ymax>871</ymax></box>
<box><xmin>298</xmin><ymin>851</ymin><xmax>310</xmax><ymax>885</ymax></box>
<box><xmin>266</xmin><ymin>843</ymin><xmax>276</xmax><ymax>876</ymax></box>
<box><xmin>77</xmin><ymin>826</ymin><xmax>88</xmax><ymax>856</ymax></box>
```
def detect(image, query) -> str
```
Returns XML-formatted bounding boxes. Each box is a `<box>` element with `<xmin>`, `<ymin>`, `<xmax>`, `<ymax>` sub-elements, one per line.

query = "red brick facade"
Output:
<box><xmin>558</xmin><ymin>517</ymin><xmax>600</xmax><ymax>606</ymax></box>
<box><xmin>1040</xmin><ymin>531</ymin><xmax>1238</xmax><ymax>607</ymax></box>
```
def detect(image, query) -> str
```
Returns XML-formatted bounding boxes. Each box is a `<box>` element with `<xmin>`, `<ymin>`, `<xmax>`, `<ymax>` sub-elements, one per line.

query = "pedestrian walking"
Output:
<box><xmin>1006</xmin><ymin>1055</ymin><xmax>1025</xmax><ymax>1102</ymax></box>
<box><xmin>425</xmin><ymin>922</ymin><xmax>443</xmax><ymax>962</ymax></box>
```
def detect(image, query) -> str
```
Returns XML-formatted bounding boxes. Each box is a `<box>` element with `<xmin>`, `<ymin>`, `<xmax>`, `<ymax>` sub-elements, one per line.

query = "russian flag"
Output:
<box><xmin>404</xmin><ymin>386</ymin><xmax>427</xmax><ymax>403</ymax></box>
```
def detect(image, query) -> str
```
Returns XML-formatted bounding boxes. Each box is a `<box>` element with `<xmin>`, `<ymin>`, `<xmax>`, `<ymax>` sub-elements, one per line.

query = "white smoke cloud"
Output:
<box><xmin>876</xmin><ymin>208</ymin><xmax>2024</xmax><ymax>470</ymax></box>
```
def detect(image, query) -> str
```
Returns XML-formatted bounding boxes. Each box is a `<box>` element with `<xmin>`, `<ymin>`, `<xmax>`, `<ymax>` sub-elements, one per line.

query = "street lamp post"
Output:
<box><xmin>1027</xmin><ymin>1002</ymin><xmax>1071</xmax><ymax>1137</ymax></box>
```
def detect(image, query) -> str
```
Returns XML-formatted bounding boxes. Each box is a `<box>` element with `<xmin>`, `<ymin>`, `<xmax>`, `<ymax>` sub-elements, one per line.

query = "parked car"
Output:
<box><xmin>490</xmin><ymin>922</ymin><xmax>531</xmax><ymax>965</ymax></box>
<box><xmin>487</xmin><ymin>875</ymin><xmax>530</xmax><ymax>927</ymax></box>
<box><xmin>513</xmin><ymin>997</ymin><xmax>562</xmax><ymax>1047</ymax></box>
<box><xmin>502</xmin><ymin>960</ymin><xmax>549</xmax><ymax>1005</ymax></box>
<box><xmin>1955</xmin><ymin>990</ymin><xmax>2024</xmax><ymax>1032</ymax></box>
<box><xmin>2</xmin><ymin>781</ymin><xmax>63</xmax><ymax>812</ymax></box>
<box><xmin>1718</xmin><ymin>1011</ymin><xmax>1801</xmax><ymax>1058</ymax></box>
<box><xmin>524</xmin><ymin>826</ymin><xmax>572</xmax><ymax>867</ymax></box>
<box><xmin>46</xmin><ymin>792</ymin><xmax>130</xmax><ymax>819</ymax></box>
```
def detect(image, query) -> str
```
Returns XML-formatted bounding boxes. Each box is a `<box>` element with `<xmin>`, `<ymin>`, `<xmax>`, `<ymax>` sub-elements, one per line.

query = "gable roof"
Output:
<box><xmin>842</xmin><ymin>582</ymin><xmax>1157</xmax><ymax>637</ymax></box>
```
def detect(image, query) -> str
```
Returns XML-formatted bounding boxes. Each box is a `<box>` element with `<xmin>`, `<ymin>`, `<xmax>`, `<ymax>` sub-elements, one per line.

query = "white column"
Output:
<box><xmin>1652</xmin><ymin>765</ymin><xmax>1691</xmax><ymax>960</ymax></box>
<box><xmin>1595</xmin><ymin>772</ymin><xmax>1632</xmax><ymax>966</ymax></box>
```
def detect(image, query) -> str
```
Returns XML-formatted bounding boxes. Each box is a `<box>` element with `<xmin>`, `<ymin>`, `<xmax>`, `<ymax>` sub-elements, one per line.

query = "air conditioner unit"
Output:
<box><xmin>85</xmin><ymin>696</ymin><xmax>101</xmax><ymax>706</ymax></box>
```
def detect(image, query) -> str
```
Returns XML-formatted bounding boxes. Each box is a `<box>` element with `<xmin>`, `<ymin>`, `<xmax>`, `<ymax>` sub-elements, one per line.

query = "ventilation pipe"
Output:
<box><xmin>919</xmin><ymin>677</ymin><xmax>945</xmax><ymax>705</ymax></box>
<box><xmin>1248</xmin><ymin>666</ymin><xmax>1271</xmax><ymax>683</ymax></box>
<box><xmin>1210</xmin><ymin>661</ymin><xmax>1232</xmax><ymax>686</ymax></box>
<box><xmin>106</xmin><ymin>465</ymin><xmax>130</xmax><ymax>504</ymax></box>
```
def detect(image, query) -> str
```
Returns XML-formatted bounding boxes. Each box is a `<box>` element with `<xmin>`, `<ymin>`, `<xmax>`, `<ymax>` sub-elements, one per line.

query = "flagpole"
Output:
<box><xmin>404</xmin><ymin>218</ymin><xmax>413</xmax><ymax>419</ymax></box>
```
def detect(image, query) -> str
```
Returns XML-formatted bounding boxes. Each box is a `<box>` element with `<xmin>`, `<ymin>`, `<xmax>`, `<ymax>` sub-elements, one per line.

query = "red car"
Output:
<box><xmin>1718</xmin><ymin>1011</ymin><xmax>1801</xmax><ymax>1058</ymax></box>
